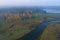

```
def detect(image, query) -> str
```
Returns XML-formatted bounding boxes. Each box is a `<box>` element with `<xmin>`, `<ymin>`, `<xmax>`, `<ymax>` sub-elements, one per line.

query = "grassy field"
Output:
<box><xmin>0</xmin><ymin>13</ymin><xmax>44</xmax><ymax>40</ymax></box>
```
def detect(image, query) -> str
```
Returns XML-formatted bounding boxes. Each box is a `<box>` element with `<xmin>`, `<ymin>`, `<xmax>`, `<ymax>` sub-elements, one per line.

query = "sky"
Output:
<box><xmin>0</xmin><ymin>0</ymin><xmax>60</xmax><ymax>6</ymax></box>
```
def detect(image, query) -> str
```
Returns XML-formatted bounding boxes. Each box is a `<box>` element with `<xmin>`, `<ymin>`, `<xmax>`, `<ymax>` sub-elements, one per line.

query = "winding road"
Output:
<box><xmin>17</xmin><ymin>20</ymin><xmax>60</xmax><ymax>40</ymax></box>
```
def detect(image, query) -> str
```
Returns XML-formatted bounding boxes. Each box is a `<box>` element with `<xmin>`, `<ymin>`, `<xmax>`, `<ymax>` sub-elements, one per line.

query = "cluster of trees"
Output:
<box><xmin>6</xmin><ymin>11</ymin><xmax>33</xmax><ymax>22</ymax></box>
<box><xmin>7</xmin><ymin>14</ymin><xmax>21</xmax><ymax>22</ymax></box>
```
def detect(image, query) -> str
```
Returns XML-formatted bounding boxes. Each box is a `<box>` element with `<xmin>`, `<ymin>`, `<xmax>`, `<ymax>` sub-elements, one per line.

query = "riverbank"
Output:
<box><xmin>38</xmin><ymin>23</ymin><xmax>60</xmax><ymax>40</ymax></box>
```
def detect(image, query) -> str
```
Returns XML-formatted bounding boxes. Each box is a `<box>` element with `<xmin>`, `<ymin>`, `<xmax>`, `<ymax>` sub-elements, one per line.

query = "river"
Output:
<box><xmin>17</xmin><ymin>20</ymin><xmax>60</xmax><ymax>40</ymax></box>
<box><xmin>43</xmin><ymin>9</ymin><xmax>60</xmax><ymax>13</ymax></box>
